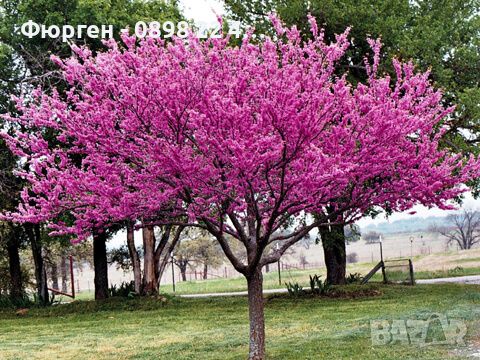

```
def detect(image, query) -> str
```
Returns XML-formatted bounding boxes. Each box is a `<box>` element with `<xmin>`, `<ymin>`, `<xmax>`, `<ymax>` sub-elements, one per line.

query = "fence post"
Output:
<box><xmin>379</xmin><ymin>238</ymin><xmax>387</xmax><ymax>283</ymax></box>
<box><xmin>69</xmin><ymin>255</ymin><xmax>75</xmax><ymax>298</ymax></box>
<box><xmin>171</xmin><ymin>254</ymin><xmax>175</xmax><ymax>293</ymax></box>
<box><xmin>409</xmin><ymin>259</ymin><xmax>415</xmax><ymax>285</ymax></box>
<box><xmin>277</xmin><ymin>260</ymin><xmax>281</xmax><ymax>285</ymax></box>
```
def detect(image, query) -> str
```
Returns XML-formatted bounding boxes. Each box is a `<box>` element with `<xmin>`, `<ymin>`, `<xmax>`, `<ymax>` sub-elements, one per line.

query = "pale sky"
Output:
<box><xmin>180</xmin><ymin>0</ymin><xmax>225</xmax><ymax>27</ymax></box>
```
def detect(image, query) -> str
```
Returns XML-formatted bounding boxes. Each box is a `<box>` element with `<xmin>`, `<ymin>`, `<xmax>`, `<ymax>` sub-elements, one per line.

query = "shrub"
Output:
<box><xmin>108</xmin><ymin>281</ymin><xmax>136</xmax><ymax>298</ymax></box>
<box><xmin>346</xmin><ymin>273</ymin><xmax>363</xmax><ymax>284</ymax></box>
<box><xmin>0</xmin><ymin>293</ymin><xmax>33</xmax><ymax>309</ymax></box>
<box><xmin>309</xmin><ymin>274</ymin><xmax>332</xmax><ymax>295</ymax></box>
<box><xmin>346</xmin><ymin>252</ymin><xmax>358</xmax><ymax>264</ymax></box>
<box><xmin>285</xmin><ymin>282</ymin><xmax>304</xmax><ymax>297</ymax></box>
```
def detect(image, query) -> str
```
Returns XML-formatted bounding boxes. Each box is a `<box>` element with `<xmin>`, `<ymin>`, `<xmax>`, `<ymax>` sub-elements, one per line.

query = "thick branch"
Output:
<box><xmin>203</xmin><ymin>218</ymin><xmax>247</xmax><ymax>274</ymax></box>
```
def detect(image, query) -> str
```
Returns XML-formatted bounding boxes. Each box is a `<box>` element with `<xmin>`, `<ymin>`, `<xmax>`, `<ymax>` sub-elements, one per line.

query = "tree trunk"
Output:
<box><xmin>247</xmin><ymin>268</ymin><xmax>266</xmax><ymax>360</ymax></box>
<box><xmin>156</xmin><ymin>226</ymin><xmax>184</xmax><ymax>289</ymax></box>
<box><xmin>265</xmin><ymin>263</ymin><xmax>269</xmax><ymax>273</ymax></box>
<box><xmin>6</xmin><ymin>235</ymin><xmax>23</xmax><ymax>301</ymax></box>
<box><xmin>157</xmin><ymin>252</ymin><xmax>171</xmax><ymax>288</ymax></box>
<box><xmin>203</xmin><ymin>263</ymin><xmax>208</xmax><ymax>280</ymax></box>
<box><xmin>60</xmin><ymin>256</ymin><xmax>68</xmax><ymax>293</ymax></box>
<box><xmin>26</xmin><ymin>224</ymin><xmax>48</xmax><ymax>306</ymax></box>
<box><xmin>320</xmin><ymin>223</ymin><xmax>346</xmax><ymax>285</ymax></box>
<box><xmin>50</xmin><ymin>261</ymin><xmax>59</xmax><ymax>290</ymax></box>
<box><xmin>142</xmin><ymin>226</ymin><xmax>158</xmax><ymax>295</ymax></box>
<box><xmin>127</xmin><ymin>223</ymin><xmax>142</xmax><ymax>294</ymax></box>
<box><xmin>179</xmin><ymin>263</ymin><xmax>187</xmax><ymax>281</ymax></box>
<box><xmin>93</xmin><ymin>231</ymin><xmax>109</xmax><ymax>300</ymax></box>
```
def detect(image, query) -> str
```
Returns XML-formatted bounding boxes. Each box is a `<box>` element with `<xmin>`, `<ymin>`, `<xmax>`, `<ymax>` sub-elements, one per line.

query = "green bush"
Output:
<box><xmin>448</xmin><ymin>266</ymin><xmax>464</xmax><ymax>275</ymax></box>
<box><xmin>108</xmin><ymin>281</ymin><xmax>137</xmax><ymax>298</ymax></box>
<box><xmin>285</xmin><ymin>282</ymin><xmax>304</xmax><ymax>297</ymax></box>
<box><xmin>309</xmin><ymin>274</ymin><xmax>332</xmax><ymax>295</ymax></box>
<box><xmin>0</xmin><ymin>293</ymin><xmax>33</xmax><ymax>309</ymax></box>
<box><xmin>346</xmin><ymin>273</ymin><xmax>363</xmax><ymax>284</ymax></box>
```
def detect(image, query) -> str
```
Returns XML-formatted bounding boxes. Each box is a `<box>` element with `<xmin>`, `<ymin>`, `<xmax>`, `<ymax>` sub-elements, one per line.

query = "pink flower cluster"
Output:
<box><xmin>2</xmin><ymin>17</ymin><xmax>478</xmax><ymax>243</ymax></box>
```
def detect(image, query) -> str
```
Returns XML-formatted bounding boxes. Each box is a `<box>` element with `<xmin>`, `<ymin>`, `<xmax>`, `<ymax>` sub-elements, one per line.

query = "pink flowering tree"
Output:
<box><xmin>3</xmin><ymin>17</ymin><xmax>479</xmax><ymax>359</ymax></box>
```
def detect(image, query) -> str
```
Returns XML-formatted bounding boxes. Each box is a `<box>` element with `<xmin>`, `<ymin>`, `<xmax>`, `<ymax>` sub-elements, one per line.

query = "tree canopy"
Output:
<box><xmin>2</xmin><ymin>16</ymin><xmax>479</xmax><ymax>359</ymax></box>
<box><xmin>226</xmin><ymin>0</ymin><xmax>480</xmax><ymax>157</ymax></box>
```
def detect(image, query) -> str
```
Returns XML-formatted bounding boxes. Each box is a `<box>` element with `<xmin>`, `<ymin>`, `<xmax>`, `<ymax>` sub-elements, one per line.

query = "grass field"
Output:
<box><xmin>70</xmin><ymin>263</ymin><xmax>480</xmax><ymax>301</ymax></box>
<box><xmin>66</xmin><ymin>246</ymin><xmax>480</xmax><ymax>301</ymax></box>
<box><xmin>68</xmin><ymin>248</ymin><xmax>480</xmax><ymax>300</ymax></box>
<box><xmin>1</xmin><ymin>284</ymin><xmax>479</xmax><ymax>359</ymax></box>
<box><xmin>158</xmin><ymin>263</ymin><xmax>480</xmax><ymax>295</ymax></box>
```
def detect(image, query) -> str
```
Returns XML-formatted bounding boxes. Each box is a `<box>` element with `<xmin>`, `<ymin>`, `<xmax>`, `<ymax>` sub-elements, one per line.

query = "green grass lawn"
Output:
<box><xmin>415</xmin><ymin>266</ymin><xmax>480</xmax><ymax>279</ymax></box>
<box><xmin>70</xmin><ymin>263</ymin><xmax>480</xmax><ymax>301</ymax></box>
<box><xmin>159</xmin><ymin>264</ymin><xmax>480</xmax><ymax>296</ymax></box>
<box><xmin>368</xmin><ymin>266</ymin><xmax>480</xmax><ymax>283</ymax></box>
<box><xmin>0</xmin><ymin>284</ymin><xmax>479</xmax><ymax>359</ymax></box>
<box><xmin>159</xmin><ymin>262</ymin><xmax>375</xmax><ymax>295</ymax></box>
<box><xmin>163</xmin><ymin>267</ymin><xmax>336</xmax><ymax>295</ymax></box>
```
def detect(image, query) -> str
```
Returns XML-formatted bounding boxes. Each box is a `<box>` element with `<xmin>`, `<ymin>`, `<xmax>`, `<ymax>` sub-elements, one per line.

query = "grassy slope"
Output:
<box><xmin>1</xmin><ymin>284</ymin><xmax>479</xmax><ymax>359</ymax></box>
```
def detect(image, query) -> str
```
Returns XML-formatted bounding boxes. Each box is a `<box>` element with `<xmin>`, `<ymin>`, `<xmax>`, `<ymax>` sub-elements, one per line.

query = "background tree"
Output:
<box><xmin>0</xmin><ymin>0</ymin><xmax>184</xmax><ymax>88</ymax></box>
<box><xmin>436</xmin><ymin>209</ymin><xmax>480</xmax><ymax>250</ymax></box>
<box><xmin>187</xmin><ymin>229</ymin><xmax>224</xmax><ymax>279</ymax></box>
<box><xmin>171</xmin><ymin>228</ymin><xmax>223</xmax><ymax>281</ymax></box>
<box><xmin>0</xmin><ymin>222</ymin><xmax>28</xmax><ymax>301</ymax></box>
<box><xmin>363</xmin><ymin>231</ymin><xmax>383</xmax><ymax>244</ymax></box>
<box><xmin>225</xmin><ymin>0</ymin><xmax>480</xmax><ymax>285</ymax></box>
<box><xmin>346</xmin><ymin>252</ymin><xmax>358</xmax><ymax>264</ymax></box>
<box><xmin>108</xmin><ymin>245</ymin><xmax>137</xmax><ymax>272</ymax></box>
<box><xmin>0</xmin><ymin>0</ymin><xmax>185</xmax><ymax>302</ymax></box>
<box><xmin>44</xmin><ymin>236</ymin><xmax>93</xmax><ymax>292</ymax></box>
<box><xmin>298</xmin><ymin>252</ymin><xmax>309</xmax><ymax>268</ymax></box>
<box><xmin>172</xmin><ymin>239</ymin><xmax>195</xmax><ymax>282</ymax></box>
<box><xmin>344</xmin><ymin>224</ymin><xmax>361</xmax><ymax>244</ymax></box>
<box><xmin>107</xmin><ymin>225</ymin><xmax>184</xmax><ymax>295</ymax></box>
<box><xmin>142</xmin><ymin>225</ymin><xmax>184</xmax><ymax>295</ymax></box>
<box><xmin>0</xmin><ymin>138</ymin><xmax>26</xmax><ymax>302</ymax></box>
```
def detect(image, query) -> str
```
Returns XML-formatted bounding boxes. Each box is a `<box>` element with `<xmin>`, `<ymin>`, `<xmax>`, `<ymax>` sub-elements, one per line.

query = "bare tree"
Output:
<box><xmin>298</xmin><ymin>252</ymin><xmax>309</xmax><ymax>268</ymax></box>
<box><xmin>172</xmin><ymin>229</ymin><xmax>224</xmax><ymax>281</ymax></box>
<box><xmin>363</xmin><ymin>231</ymin><xmax>382</xmax><ymax>244</ymax></box>
<box><xmin>436</xmin><ymin>209</ymin><xmax>480</xmax><ymax>250</ymax></box>
<box><xmin>346</xmin><ymin>252</ymin><xmax>359</xmax><ymax>264</ymax></box>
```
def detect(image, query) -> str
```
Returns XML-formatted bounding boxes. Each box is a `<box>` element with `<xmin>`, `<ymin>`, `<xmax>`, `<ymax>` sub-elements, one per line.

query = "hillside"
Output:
<box><xmin>361</xmin><ymin>215</ymin><xmax>453</xmax><ymax>234</ymax></box>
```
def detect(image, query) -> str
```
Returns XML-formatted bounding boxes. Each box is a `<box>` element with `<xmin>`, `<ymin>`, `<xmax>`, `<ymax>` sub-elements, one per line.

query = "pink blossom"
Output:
<box><xmin>1</xmin><ymin>21</ymin><xmax>478</xmax><ymax>247</ymax></box>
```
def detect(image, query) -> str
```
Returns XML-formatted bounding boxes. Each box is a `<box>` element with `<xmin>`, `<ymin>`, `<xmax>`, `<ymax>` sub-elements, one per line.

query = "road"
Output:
<box><xmin>416</xmin><ymin>275</ymin><xmax>480</xmax><ymax>285</ymax></box>
<box><xmin>179</xmin><ymin>275</ymin><xmax>480</xmax><ymax>298</ymax></box>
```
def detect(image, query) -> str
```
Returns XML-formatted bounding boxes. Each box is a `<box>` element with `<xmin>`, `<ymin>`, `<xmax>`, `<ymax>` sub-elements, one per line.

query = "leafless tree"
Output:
<box><xmin>346</xmin><ymin>252</ymin><xmax>359</xmax><ymax>264</ymax></box>
<box><xmin>298</xmin><ymin>252</ymin><xmax>309</xmax><ymax>268</ymax></box>
<box><xmin>436</xmin><ymin>209</ymin><xmax>480</xmax><ymax>250</ymax></box>
<box><xmin>363</xmin><ymin>231</ymin><xmax>382</xmax><ymax>244</ymax></box>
